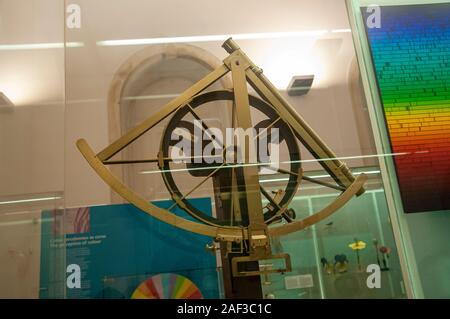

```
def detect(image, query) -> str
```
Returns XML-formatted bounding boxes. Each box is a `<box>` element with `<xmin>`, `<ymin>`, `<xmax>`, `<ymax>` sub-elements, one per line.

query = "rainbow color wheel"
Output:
<box><xmin>131</xmin><ymin>273</ymin><xmax>203</xmax><ymax>299</ymax></box>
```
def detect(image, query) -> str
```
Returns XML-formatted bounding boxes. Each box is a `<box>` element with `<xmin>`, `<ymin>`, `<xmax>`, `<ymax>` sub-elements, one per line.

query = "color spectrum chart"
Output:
<box><xmin>363</xmin><ymin>4</ymin><xmax>450</xmax><ymax>213</ymax></box>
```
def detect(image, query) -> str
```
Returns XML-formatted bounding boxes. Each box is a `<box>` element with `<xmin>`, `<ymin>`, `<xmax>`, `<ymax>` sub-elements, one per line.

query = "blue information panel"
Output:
<box><xmin>40</xmin><ymin>198</ymin><xmax>219</xmax><ymax>299</ymax></box>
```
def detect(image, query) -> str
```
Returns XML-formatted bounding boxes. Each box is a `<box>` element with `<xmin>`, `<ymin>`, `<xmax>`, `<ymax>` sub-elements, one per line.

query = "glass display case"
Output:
<box><xmin>0</xmin><ymin>0</ymin><xmax>66</xmax><ymax>298</ymax></box>
<box><xmin>347</xmin><ymin>0</ymin><xmax>450</xmax><ymax>298</ymax></box>
<box><xmin>1</xmin><ymin>0</ymin><xmax>448</xmax><ymax>299</ymax></box>
<box><xmin>260</xmin><ymin>169</ymin><xmax>405</xmax><ymax>299</ymax></box>
<box><xmin>60</xmin><ymin>0</ymin><xmax>410</xmax><ymax>299</ymax></box>
<box><xmin>0</xmin><ymin>193</ymin><xmax>65</xmax><ymax>298</ymax></box>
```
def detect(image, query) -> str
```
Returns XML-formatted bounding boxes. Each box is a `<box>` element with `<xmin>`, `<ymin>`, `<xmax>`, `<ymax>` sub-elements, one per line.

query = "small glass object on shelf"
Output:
<box><xmin>372</xmin><ymin>238</ymin><xmax>391</xmax><ymax>272</ymax></box>
<box><xmin>334</xmin><ymin>254</ymin><xmax>349</xmax><ymax>273</ymax></box>
<box><xmin>379</xmin><ymin>246</ymin><xmax>391</xmax><ymax>271</ymax></box>
<box><xmin>349</xmin><ymin>238</ymin><xmax>367</xmax><ymax>272</ymax></box>
<box><xmin>320</xmin><ymin>257</ymin><xmax>334</xmax><ymax>275</ymax></box>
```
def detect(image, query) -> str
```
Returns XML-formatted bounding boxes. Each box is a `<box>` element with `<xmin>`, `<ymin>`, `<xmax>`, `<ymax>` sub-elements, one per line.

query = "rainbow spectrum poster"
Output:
<box><xmin>39</xmin><ymin>198</ymin><xmax>219</xmax><ymax>299</ymax></box>
<box><xmin>363</xmin><ymin>3</ymin><xmax>450</xmax><ymax>213</ymax></box>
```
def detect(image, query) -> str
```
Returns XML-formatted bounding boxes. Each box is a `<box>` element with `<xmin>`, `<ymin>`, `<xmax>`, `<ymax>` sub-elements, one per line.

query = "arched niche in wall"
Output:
<box><xmin>107</xmin><ymin>44</ymin><xmax>232</xmax><ymax>203</ymax></box>
<box><xmin>347</xmin><ymin>56</ymin><xmax>377</xmax><ymax>167</ymax></box>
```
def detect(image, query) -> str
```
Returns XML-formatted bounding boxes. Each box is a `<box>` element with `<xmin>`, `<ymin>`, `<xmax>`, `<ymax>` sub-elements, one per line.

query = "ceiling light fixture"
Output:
<box><xmin>97</xmin><ymin>30</ymin><xmax>330</xmax><ymax>47</ymax></box>
<box><xmin>0</xmin><ymin>42</ymin><xmax>84</xmax><ymax>51</ymax></box>
<box><xmin>331</xmin><ymin>29</ymin><xmax>352</xmax><ymax>33</ymax></box>
<box><xmin>0</xmin><ymin>196</ymin><xmax>62</xmax><ymax>206</ymax></box>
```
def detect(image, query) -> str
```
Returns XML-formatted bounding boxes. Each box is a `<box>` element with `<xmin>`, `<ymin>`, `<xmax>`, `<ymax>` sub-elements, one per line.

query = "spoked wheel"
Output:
<box><xmin>159</xmin><ymin>90</ymin><xmax>302</xmax><ymax>227</ymax></box>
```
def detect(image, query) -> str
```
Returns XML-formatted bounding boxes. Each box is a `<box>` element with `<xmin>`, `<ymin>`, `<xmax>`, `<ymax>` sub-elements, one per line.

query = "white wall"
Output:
<box><xmin>0</xmin><ymin>104</ymin><xmax>64</xmax><ymax>196</ymax></box>
<box><xmin>0</xmin><ymin>210</ymin><xmax>41</xmax><ymax>298</ymax></box>
<box><xmin>0</xmin><ymin>0</ymin><xmax>65</xmax><ymax>196</ymax></box>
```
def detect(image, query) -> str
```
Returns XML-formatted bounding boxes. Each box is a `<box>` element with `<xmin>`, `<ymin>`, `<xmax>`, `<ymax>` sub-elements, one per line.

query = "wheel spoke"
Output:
<box><xmin>104</xmin><ymin>158</ymin><xmax>161</xmax><ymax>165</ymax></box>
<box><xmin>260</xmin><ymin>185</ymin><xmax>281</xmax><ymax>211</ymax></box>
<box><xmin>104</xmin><ymin>154</ymin><xmax>223</xmax><ymax>165</ymax></box>
<box><xmin>260</xmin><ymin>166</ymin><xmax>300</xmax><ymax>177</ymax></box>
<box><xmin>253</xmin><ymin>117</ymin><xmax>281</xmax><ymax>141</ymax></box>
<box><xmin>158</xmin><ymin>90</ymin><xmax>303</xmax><ymax>227</ymax></box>
<box><xmin>187</xmin><ymin>103</ymin><xmax>224</xmax><ymax>148</ymax></box>
<box><xmin>167</xmin><ymin>162</ymin><xmax>228</xmax><ymax>211</ymax></box>
<box><xmin>268</xmin><ymin>166</ymin><xmax>345</xmax><ymax>192</ymax></box>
